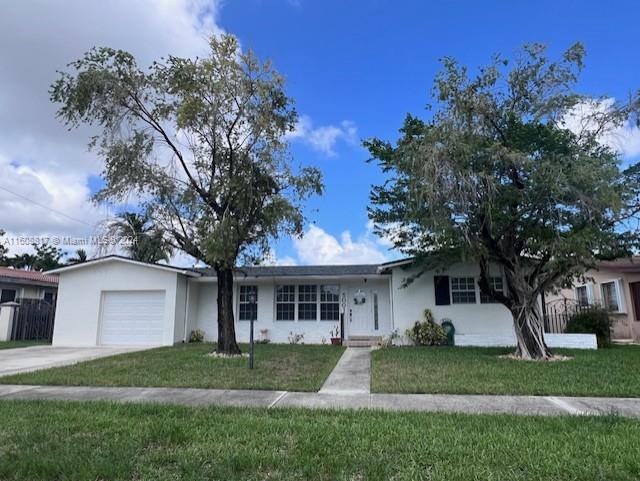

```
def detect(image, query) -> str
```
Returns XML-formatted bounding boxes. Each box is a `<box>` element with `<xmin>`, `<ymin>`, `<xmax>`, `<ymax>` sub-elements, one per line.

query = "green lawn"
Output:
<box><xmin>0</xmin><ymin>343</ymin><xmax>344</xmax><ymax>392</ymax></box>
<box><xmin>0</xmin><ymin>340</ymin><xmax>47</xmax><ymax>350</ymax></box>
<box><xmin>0</xmin><ymin>400</ymin><xmax>639</xmax><ymax>481</ymax></box>
<box><xmin>372</xmin><ymin>345</ymin><xmax>640</xmax><ymax>397</ymax></box>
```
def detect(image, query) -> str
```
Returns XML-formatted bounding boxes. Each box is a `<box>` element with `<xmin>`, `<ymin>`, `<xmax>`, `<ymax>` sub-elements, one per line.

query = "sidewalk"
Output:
<box><xmin>319</xmin><ymin>347</ymin><xmax>371</xmax><ymax>395</ymax></box>
<box><xmin>1</xmin><ymin>384</ymin><xmax>640</xmax><ymax>417</ymax></box>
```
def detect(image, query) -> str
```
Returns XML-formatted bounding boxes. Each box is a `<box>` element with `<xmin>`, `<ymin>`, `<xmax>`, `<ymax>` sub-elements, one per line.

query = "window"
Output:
<box><xmin>276</xmin><ymin>285</ymin><xmax>296</xmax><ymax>321</ymax></box>
<box><xmin>43</xmin><ymin>291</ymin><xmax>55</xmax><ymax>304</ymax></box>
<box><xmin>451</xmin><ymin>277</ymin><xmax>476</xmax><ymax>304</ymax></box>
<box><xmin>238</xmin><ymin>285</ymin><xmax>258</xmax><ymax>321</ymax></box>
<box><xmin>298</xmin><ymin>285</ymin><xmax>318</xmax><ymax>321</ymax></box>
<box><xmin>480</xmin><ymin>277</ymin><xmax>503</xmax><ymax>304</ymax></box>
<box><xmin>575</xmin><ymin>285</ymin><xmax>590</xmax><ymax>307</ymax></box>
<box><xmin>373</xmin><ymin>293</ymin><xmax>379</xmax><ymax>330</ymax></box>
<box><xmin>601</xmin><ymin>281</ymin><xmax>620</xmax><ymax>312</ymax></box>
<box><xmin>0</xmin><ymin>289</ymin><xmax>16</xmax><ymax>303</ymax></box>
<box><xmin>320</xmin><ymin>285</ymin><xmax>340</xmax><ymax>321</ymax></box>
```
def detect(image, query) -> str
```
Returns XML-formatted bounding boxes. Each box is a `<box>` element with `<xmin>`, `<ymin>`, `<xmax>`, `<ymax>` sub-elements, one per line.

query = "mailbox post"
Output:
<box><xmin>248</xmin><ymin>290</ymin><xmax>257</xmax><ymax>369</ymax></box>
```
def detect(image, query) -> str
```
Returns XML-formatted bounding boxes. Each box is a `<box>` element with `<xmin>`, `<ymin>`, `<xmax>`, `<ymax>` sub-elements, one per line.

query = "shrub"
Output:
<box><xmin>189</xmin><ymin>329</ymin><xmax>204</xmax><ymax>343</ymax></box>
<box><xmin>565</xmin><ymin>308</ymin><xmax>613</xmax><ymax>347</ymax></box>
<box><xmin>288</xmin><ymin>332</ymin><xmax>304</xmax><ymax>344</ymax></box>
<box><xmin>405</xmin><ymin>309</ymin><xmax>447</xmax><ymax>346</ymax></box>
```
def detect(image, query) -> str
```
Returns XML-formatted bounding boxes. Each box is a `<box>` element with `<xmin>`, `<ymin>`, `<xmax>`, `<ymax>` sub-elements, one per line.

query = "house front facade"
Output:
<box><xmin>0</xmin><ymin>267</ymin><xmax>58</xmax><ymax>304</ymax></box>
<box><xmin>545</xmin><ymin>257</ymin><xmax>640</xmax><ymax>342</ymax></box>
<box><xmin>46</xmin><ymin>256</ymin><xmax>595</xmax><ymax>348</ymax></box>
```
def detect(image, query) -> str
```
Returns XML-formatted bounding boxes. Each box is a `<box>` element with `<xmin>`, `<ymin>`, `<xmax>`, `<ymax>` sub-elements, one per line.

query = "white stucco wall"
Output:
<box><xmin>455</xmin><ymin>333</ymin><xmax>597</xmax><ymax>349</ymax></box>
<box><xmin>189</xmin><ymin>276</ymin><xmax>392</xmax><ymax>344</ymax></box>
<box><xmin>52</xmin><ymin>261</ymin><xmax>183</xmax><ymax>347</ymax></box>
<box><xmin>390</xmin><ymin>262</ymin><xmax>514</xmax><ymax>342</ymax></box>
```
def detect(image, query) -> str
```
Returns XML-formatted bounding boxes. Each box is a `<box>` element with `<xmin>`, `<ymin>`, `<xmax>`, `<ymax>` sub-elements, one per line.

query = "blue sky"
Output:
<box><xmin>1</xmin><ymin>0</ymin><xmax>639</xmax><ymax>265</ymax></box>
<box><xmin>211</xmin><ymin>0</ymin><xmax>640</xmax><ymax>264</ymax></box>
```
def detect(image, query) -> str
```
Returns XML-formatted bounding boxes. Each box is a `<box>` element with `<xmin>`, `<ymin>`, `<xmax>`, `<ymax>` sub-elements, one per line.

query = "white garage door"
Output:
<box><xmin>99</xmin><ymin>291</ymin><xmax>166</xmax><ymax>346</ymax></box>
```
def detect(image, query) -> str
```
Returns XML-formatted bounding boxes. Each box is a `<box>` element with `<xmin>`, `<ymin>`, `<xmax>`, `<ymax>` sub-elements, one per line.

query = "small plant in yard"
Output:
<box><xmin>565</xmin><ymin>308</ymin><xmax>613</xmax><ymax>347</ymax></box>
<box><xmin>329</xmin><ymin>324</ymin><xmax>342</xmax><ymax>345</ymax></box>
<box><xmin>189</xmin><ymin>329</ymin><xmax>204</xmax><ymax>343</ymax></box>
<box><xmin>288</xmin><ymin>332</ymin><xmax>304</xmax><ymax>344</ymax></box>
<box><xmin>406</xmin><ymin>309</ymin><xmax>447</xmax><ymax>346</ymax></box>
<box><xmin>379</xmin><ymin>329</ymin><xmax>400</xmax><ymax>348</ymax></box>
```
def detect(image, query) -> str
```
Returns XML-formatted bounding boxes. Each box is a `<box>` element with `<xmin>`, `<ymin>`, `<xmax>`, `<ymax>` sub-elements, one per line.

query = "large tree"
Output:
<box><xmin>51</xmin><ymin>35</ymin><xmax>323</xmax><ymax>354</ymax></box>
<box><xmin>366</xmin><ymin>43</ymin><xmax>640</xmax><ymax>360</ymax></box>
<box><xmin>3</xmin><ymin>243</ymin><xmax>65</xmax><ymax>271</ymax></box>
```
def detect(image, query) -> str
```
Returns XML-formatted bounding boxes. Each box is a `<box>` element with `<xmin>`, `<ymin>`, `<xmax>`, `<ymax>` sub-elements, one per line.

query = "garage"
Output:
<box><xmin>99</xmin><ymin>291</ymin><xmax>166</xmax><ymax>346</ymax></box>
<box><xmin>46</xmin><ymin>256</ymin><xmax>199</xmax><ymax>347</ymax></box>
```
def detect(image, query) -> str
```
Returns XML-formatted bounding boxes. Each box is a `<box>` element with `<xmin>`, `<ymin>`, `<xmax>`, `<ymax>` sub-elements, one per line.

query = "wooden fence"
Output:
<box><xmin>11</xmin><ymin>298</ymin><xmax>56</xmax><ymax>342</ymax></box>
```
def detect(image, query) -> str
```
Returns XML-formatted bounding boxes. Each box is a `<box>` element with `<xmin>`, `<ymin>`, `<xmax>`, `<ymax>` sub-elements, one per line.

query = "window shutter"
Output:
<box><xmin>434</xmin><ymin>276</ymin><xmax>450</xmax><ymax>305</ymax></box>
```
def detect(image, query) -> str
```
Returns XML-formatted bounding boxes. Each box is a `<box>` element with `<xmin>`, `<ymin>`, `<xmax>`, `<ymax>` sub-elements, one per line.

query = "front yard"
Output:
<box><xmin>1</xmin><ymin>400</ymin><xmax>639</xmax><ymax>481</ymax></box>
<box><xmin>372</xmin><ymin>345</ymin><xmax>640</xmax><ymax>397</ymax></box>
<box><xmin>0</xmin><ymin>343</ymin><xmax>344</xmax><ymax>392</ymax></box>
<box><xmin>0</xmin><ymin>340</ymin><xmax>47</xmax><ymax>350</ymax></box>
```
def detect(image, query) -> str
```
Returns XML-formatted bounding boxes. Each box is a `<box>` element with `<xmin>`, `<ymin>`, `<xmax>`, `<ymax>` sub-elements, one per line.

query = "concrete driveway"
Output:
<box><xmin>0</xmin><ymin>345</ymin><xmax>151</xmax><ymax>377</ymax></box>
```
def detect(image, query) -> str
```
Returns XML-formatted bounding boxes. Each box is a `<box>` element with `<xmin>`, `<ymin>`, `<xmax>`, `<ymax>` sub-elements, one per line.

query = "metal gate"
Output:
<box><xmin>544</xmin><ymin>299</ymin><xmax>599</xmax><ymax>333</ymax></box>
<box><xmin>11</xmin><ymin>299</ymin><xmax>56</xmax><ymax>342</ymax></box>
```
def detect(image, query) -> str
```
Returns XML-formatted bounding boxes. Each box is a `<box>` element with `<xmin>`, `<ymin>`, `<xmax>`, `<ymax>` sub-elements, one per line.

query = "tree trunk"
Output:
<box><xmin>510</xmin><ymin>292</ymin><xmax>552</xmax><ymax>360</ymax></box>
<box><xmin>216</xmin><ymin>267</ymin><xmax>241</xmax><ymax>355</ymax></box>
<box><xmin>479</xmin><ymin>260</ymin><xmax>552</xmax><ymax>360</ymax></box>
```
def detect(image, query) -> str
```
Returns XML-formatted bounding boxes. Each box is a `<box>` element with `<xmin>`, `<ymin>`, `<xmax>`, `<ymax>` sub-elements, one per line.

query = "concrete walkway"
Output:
<box><xmin>0</xmin><ymin>346</ymin><xmax>150</xmax><ymax>377</ymax></box>
<box><xmin>1</xmin><ymin>384</ymin><xmax>640</xmax><ymax>417</ymax></box>
<box><xmin>319</xmin><ymin>347</ymin><xmax>371</xmax><ymax>394</ymax></box>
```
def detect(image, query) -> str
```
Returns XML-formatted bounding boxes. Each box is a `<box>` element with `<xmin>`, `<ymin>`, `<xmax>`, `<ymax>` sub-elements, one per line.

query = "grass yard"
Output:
<box><xmin>0</xmin><ymin>400</ymin><xmax>639</xmax><ymax>481</ymax></box>
<box><xmin>0</xmin><ymin>343</ymin><xmax>344</xmax><ymax>392</ymax></box>
<box><xmin>371</xmin><ymin>345</ymin><xmax>640</xmax><ymax>397</ymax></box>
<box><xmin>0</xmin><ymin>340</ymin><xmax>47</xmax><ymax>350</ymax></box>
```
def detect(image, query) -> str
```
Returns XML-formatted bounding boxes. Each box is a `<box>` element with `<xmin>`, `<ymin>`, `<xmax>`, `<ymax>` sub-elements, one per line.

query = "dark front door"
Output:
<box><xmin>630</xmin><ymin>282</ymin><xmax>640</xmax><ymax>321</ymax></box>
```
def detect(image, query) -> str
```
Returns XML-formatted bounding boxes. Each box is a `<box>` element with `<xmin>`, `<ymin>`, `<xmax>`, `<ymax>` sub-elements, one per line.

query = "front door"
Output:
<box><xmin>630</xmin><ymin>282</ymin><xmax>640</xmax><ymax>321</ymax></box>
<box><xmin>348</xmin><ymin>288</ymin><xmax>374</xmax><ymax>336</ymax></box>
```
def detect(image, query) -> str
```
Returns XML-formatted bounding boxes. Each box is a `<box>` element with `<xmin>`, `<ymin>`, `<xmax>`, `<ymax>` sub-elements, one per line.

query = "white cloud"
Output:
<box><xmin>287</xmin><ymin>115</ymin><xmax>358</xmax><ymax>156</ymax></box>
<box><xmin>292</xmin><ymin>225</ymin><xmax>388</xmax><ymax>265</ymax></box>
<box><xmin>561</xmin><ymin>98</ymin><xmax>640</xmax><ymax>159</ymax></box>
<box><xmin>0</xmin><ymin>0</ymin><xmax>223</xmax><ymax>257</ymax></box>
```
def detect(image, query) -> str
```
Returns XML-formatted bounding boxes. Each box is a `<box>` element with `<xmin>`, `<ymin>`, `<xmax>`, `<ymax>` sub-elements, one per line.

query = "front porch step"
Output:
<box><xmin>345</xmin><ymin>336</ymin><xmax>382</xmax><ymax>347</ymax></box>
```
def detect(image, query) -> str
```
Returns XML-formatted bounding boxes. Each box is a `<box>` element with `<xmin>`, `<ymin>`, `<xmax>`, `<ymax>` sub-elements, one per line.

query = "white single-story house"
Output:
<box><xmin>45</xmin><ymin>255</ymin><xmax>596</xmax><ymax>348</ymax></box>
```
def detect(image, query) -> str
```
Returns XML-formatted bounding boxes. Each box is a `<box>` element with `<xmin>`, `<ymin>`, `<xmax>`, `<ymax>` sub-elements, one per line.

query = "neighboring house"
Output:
<box><xmin>546</xmin><ymin>257</ymin><xmax>640</xmax><ymax>342</ymax></box>
<box><xmin>46</xmin><ymin>255</ymin><xmax>595</xmax><ymax>348</ymax></box>
<box><xmin>0</xmin><ymin>267</ymin><xmax>59</xmax><ymax>304</ymax></box>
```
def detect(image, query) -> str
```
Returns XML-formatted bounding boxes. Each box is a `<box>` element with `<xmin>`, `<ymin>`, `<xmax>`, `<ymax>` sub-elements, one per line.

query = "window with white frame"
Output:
<box><xmin>480</xmin><ymin>277</ymin><xmax>503</xmax><ymax>304</ymax></box>
<box><xmin>276</xmin><ymin>285</ymin><xmax>295</xmax><ymax>321</ymax></box>
<box><xmin>238</xmin><ymin>285</ymin><xmax>258</xmax><ymax>321</ymax></box>
<box><xmin>451</xmin><ymin>277</ymin><xmax>476</xmax><ymax>304</ymax></box>
<box><xmin>0</xmin><ymin>288</ymin><xmax>17</xmax><ymax>303</ymax></box>
<box><xmin>575</xmin><ymin>285</ymin><xmax>590</xmax><ymax>307</ymax></box>
<box><xmin>601</xmin><ymin>281</ymin><xmax>620</xmax><ymax>312</ymax></box>
<box><xmin>298</xmin><ymin>285</ymin><xmax>318</xmax><ymax>321</ymax></box>
<box><xmin>320</xmin><ymin>285</ymin><xmax>340</xmax><ymax>321</ymax></box>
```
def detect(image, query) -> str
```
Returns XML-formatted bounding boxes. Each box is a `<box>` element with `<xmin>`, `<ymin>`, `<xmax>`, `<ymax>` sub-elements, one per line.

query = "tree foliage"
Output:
<box><xmin>50</xmin><ymin>34</ymin><xmax>322</xmax><ymax>354</ymax></box>
<box><xmin>1</xmin><ymin>243</ymin><xmax>65</xmax><ymax>271</ymax></box>
<box><xmin>366</xmin><ymin>43</ymin><xmax>640</xmax><ymax>359</ymax></box>
<box><xmin>67</xmin><ymin>248</ymin><xmax>88</xmax><ymax>264</ymax></box>
<box><xmin>102</xmin><ymin>212</ymin><xmax>172</xmax><ymax>264</ymax></box>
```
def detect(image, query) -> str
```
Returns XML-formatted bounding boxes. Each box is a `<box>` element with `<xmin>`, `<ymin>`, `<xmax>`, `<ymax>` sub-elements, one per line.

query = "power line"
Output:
<box><xmin>0</xmin><ymin>184</ymin><xmax>96</xmax><ymax>228</ymax></box>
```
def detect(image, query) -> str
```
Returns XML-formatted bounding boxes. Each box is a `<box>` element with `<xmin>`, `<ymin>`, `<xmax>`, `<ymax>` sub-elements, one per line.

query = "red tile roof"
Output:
<box><xmin>0</xmin><ymin>267</ymin><xmax>58</xmax><ymax>285</ymax></box>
